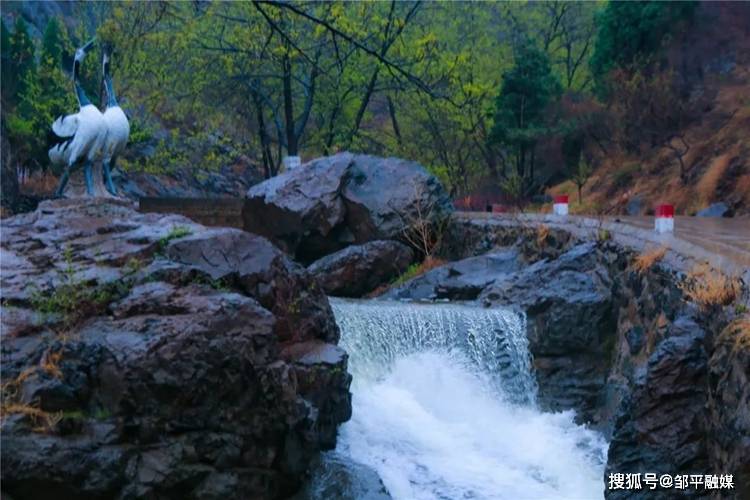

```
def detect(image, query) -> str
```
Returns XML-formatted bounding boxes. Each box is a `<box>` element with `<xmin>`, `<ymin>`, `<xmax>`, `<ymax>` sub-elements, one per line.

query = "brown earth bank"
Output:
<box><xmin>0</xmin><ymin>198</ymin><xmax>352</xmax><ymax>500</ymax></box>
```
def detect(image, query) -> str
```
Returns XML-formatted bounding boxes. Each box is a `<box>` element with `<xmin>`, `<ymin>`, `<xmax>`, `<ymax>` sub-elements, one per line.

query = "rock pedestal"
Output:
<box><xmin>60</xmin><ymin>163</ymin><xmax>115</xmax><ymax>198</ymax></box>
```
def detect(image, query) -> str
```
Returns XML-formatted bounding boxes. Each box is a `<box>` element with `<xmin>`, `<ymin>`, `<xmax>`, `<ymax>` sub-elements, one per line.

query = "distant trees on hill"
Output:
<box><xmin>0</xmin><ymin>0</ymin><xmax>711</xmax><ymax>207</ymax></box>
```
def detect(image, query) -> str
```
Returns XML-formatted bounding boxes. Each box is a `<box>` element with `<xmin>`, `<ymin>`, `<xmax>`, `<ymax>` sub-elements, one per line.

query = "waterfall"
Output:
<box><xmin>310</xmin><ymin>299</ymin><xmax>608</xmax><ymax>500</ymax></box>
<box><xmin>331</xmin><ymin>299</ymin><xmax>537</xmax><ymax>405</ymax></box>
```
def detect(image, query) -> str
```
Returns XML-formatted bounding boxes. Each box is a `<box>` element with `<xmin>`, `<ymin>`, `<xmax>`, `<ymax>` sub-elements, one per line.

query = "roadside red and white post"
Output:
<box><xmin>553</xmin><ymin>195</ymin><xmax>569</xmax><ymax>216</ymax></box>
<box><xmin>654</xmin><ymin>204</ymin><xmax>674</xmax><ymax>233</ymax></box>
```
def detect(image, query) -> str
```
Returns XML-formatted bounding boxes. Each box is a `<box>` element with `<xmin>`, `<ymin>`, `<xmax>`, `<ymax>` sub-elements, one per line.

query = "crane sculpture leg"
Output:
<box><xmin>103</xmin><ymin>157</ymin><xmax>117</xmax><ymax>196</ymax></box>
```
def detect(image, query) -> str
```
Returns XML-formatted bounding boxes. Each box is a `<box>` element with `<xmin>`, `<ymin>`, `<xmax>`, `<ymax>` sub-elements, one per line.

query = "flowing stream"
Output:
<box><xmin>309</xmin><ymin>299</ymin><xmax>608</xmax><ymax>500</ymax></box>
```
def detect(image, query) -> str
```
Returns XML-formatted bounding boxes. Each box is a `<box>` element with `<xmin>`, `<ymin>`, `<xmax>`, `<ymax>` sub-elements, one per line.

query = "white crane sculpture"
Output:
<box><xmin>100</xmin><ymin>46</ymin><xmax>129</xmax><ymax>196</ymax></box>
<box><xmin>49</xmin><ymin>39</ymin><xmax>107</xmax><ymax>197</ymax></box>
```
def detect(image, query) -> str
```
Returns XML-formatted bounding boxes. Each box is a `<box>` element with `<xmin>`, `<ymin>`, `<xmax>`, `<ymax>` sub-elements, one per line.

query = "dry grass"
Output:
<box><xmin>41</xmin><ymin>349</ymin><xmax>63</xmax><ymax>378</ymax></box>
<box><xmin>19</xmin><ymin>171</ymin><xmax>58</xmax><ymax>196</ymax></box>
<box><xmin>536</xmin><ymin>224</ymin><xmax>550</xmax><ymax>248</ymax></box>
<box><xmin>1</xmin><ymin>367</ymin><xmax>62</xmax><ymax>432</ymax></box>
<box><xmin>0</xmin><ymin>403</ymin><xmax>63</xmax><ymax>432</ymax></box>
<box><xmin>678</xmin><ymin>263</ymin><xmax>742</xmax><ymax>309</ymax></box>
<box><xmin>633</xmin><ymin>246</ymin><xmax>668</xmax><ymax>274</ymax></box>
<box><xmin>716</xmin><ymin>316</ymin><xmax>750</xmax><ymax>354</ymax></box>
<box><xmin>696</xmin><ymin>151</ymin><xmax>733</xmax><ymax>204</ymax></box>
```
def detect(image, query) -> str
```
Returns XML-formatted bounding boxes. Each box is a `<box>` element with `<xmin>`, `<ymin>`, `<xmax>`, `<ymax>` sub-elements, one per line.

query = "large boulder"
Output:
<box><xmin>0</xmin><ymin>199</ymin><xmax>351</xmax><ymax>500</ymax></box>
<box><xmin>307</xmin><ymin>240</ymin><xmax>413</xmax><ymax>298</ymax></box>
<box><xmin>480</xmin><ymin>243</ymin><xmax>615</xmax><ymax>422</ymax></box>
<box><xmin>383</xmin><ymin>248</ymin><xmax>521</xmax><ymax>301</ymax></box>
<box><xmin>243</xmin><ymin>153</ymin><xmax>453</xmax><ymax>263</ymax></box>
<box><xmin>696</xmin><ymin>202</ymin><xmax>731</xmax><ymax>217</ymax></box>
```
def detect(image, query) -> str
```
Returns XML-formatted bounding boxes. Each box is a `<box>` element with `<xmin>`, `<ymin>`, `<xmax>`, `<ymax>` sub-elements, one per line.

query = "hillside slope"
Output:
<box><xmin>552</xmin><ymin>2</ymin><xmax>750</xmax><ymax>217</ymax></box>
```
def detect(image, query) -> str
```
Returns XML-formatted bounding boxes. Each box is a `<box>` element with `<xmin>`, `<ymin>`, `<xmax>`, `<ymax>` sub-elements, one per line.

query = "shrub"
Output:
<box><xmin>157</xmin><ymin>225</ymin><xmax>193</xmax><ymax>252</ymax></box>
<box><xmin>612</xmin><ymin>162</ymin><xmax>639</xmax><ymax>190</ymax></box>
<box><xmin>633</xmin><ymin>246</ymin><xmax>667</xmax><ymax>274</ymax></box>
<box><xmin>392</xmin><ymin>256</ymin><xmax>447</xmax><ymax>287</ymax></box>
<box><xmin>716</xmin><ymin>317</ymin><xmax>750</xmax><ymax>354</ymax></box>
<box><xmin>678</xmin><ymin>263</ymin><xmax>741</xmax><ymax>310</ymax></box>
<box><xmin>536</xmin><ymin>224</ymin><xmax>550</xmax><ymax>248</ymax></box>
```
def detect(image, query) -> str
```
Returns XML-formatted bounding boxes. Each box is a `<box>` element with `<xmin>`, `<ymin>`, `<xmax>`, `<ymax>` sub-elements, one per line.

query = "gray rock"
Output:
<box><xmin>293</xmin><ymin>453</ymin><xmax>391</xmax><ymax>500</ymax></box>
<box><xmin>696</xmin><ymin>202</ymin><xmax>730</xmax><ymax>217</ymax></box>
<box><xmin>383</xmin><ymin>248</ymin><xmax>521</xmax><ymax>301</ymax></box>
<box><xmin>605</xmin><ymin>317</ymin><xmax>709</xmax><ymax>499</ymax></box>
<box><xmin>624</xmin><ymin>325</ymin><xmax>645</xmax><ymax>355</ymax></box>
<box><xmin>481</xmin><ymin>243</ymin><xmax>615</xmax><ymax>421</ymax></box>
<box><xmin>112</xmin><ymin>161</ymin><xmax>263</xmax><ymax>200</ymax></box>
<box><xmin>0</xmin><ymin>199</ymin><xmax>351</xmax><ymax>500</ymax></box>
<box><xmin>706</xmin><ymin>320</ymin><xmax>750</xmax><ymax>498</ymax></box>
<box><xmin>626</xmin><ymin>195</ymin><xmax>642</xmax><ymax>216</ymax></box>
<box><xmin>308</xmin><ymin>240</ymin><xmax>414</xmax><ymax>298</ymax></box>
<box><xmin>243</xmin><ymin>153</ymin><xmax>453</xmax><ymax>263</ymax></box>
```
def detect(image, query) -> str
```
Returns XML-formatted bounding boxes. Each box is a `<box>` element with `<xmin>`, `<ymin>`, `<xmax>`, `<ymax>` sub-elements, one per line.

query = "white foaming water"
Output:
<box><xmin>329</xmin><ymin>299</ymin><xmax>608</xmax><ymax>500</ymax></box>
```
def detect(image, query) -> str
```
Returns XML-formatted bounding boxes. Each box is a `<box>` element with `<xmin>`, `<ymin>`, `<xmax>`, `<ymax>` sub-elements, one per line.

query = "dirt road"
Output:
<box><xmin>456</xmin><ymin>212</ymin><xmax>750</xmax><ymax>277</ymax></box>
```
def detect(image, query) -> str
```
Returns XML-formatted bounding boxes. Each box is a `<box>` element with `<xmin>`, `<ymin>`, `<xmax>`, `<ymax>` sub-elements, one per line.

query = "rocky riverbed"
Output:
<box><xmin>2</xmin><ymin>153</ymin><xmax>748</xmax><ymax>499</ymax></box>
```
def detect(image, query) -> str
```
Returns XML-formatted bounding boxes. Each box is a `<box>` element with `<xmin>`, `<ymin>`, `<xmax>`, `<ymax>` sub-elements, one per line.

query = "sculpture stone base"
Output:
<box><xmin>62</xmin><ymin>163</ymin><xmax>116</xmax><ymax>199</ymax></box>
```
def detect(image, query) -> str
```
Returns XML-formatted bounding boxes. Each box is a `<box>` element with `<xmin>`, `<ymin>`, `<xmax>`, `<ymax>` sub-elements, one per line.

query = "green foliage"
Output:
<box><xmin>590</xmin><ymin>1</ymin><xmax>697</xmax><ymax>95</ymax></box>
<box><xmin>1</xmin><ymin>20</ymin><xmax>13</xmax><ymax>100</ymax></box>
<box><xmin>500</xmin><ymin>173</ymin><xmax>525</xmax><ymax>208</ymax></box>
<box><xmin>562</xmin><ymin>131</ymin><xmax>584</xmax><ymax>172</ymax></box>
<box><xmin>157</xmin><ymin>225</ymin><xmax>192</xmax><ymax>252</ymax></box>
<box><xmin>570</xmin><ymin>159</ymin><xmax>593</xmax><ymax>203</ymax></box>
<box><xmin>489</xmin><ymin>42</ymin><xmax>562</xmax><ymax>188</ymax></box>
<box><xmin>8</xmin><ymin>17</ymin><xmax>36</xmax><ymax>98</ymax></box>
<box><xmin>30</xmin><ymin>247</ymin><xmax>138</xmax><ymax>328</ymax></box>
<box><xmin>612</xmin><ymin>162</ymin><xmax>640</xmax><ymax>190</ymax></box>
<box><xmin>393</xmin><ymin>263</ymin><xmax>423</xmax><ymax>287</ymax></box>
<box><xmin>2</xmin><ymin>17</ymin><xmax>76</xmax><ymax>173</ymax></box>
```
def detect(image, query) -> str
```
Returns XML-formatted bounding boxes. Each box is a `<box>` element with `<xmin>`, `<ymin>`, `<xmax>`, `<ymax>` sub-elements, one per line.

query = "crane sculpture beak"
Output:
<box><xmin>74</xmin><ymin>37</ymin><xmax>97</xmax><ymax>63</ymax></box>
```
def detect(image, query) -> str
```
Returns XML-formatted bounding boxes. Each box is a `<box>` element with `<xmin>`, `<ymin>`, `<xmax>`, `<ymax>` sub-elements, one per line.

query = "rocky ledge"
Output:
<box><xmin>0</xmin><ymin>199</ymin><xmax>352</xmax><ymax>500</ymax></box>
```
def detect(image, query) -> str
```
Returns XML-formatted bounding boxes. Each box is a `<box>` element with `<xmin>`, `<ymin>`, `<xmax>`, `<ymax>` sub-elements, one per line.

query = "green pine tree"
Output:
<box><xmin>1</xmin><ymin>20</ymin><xmax>13</xmax><ymax>107</ymax></box>
<box><xmin>8</xmin><ymin>17</ymin><xmax>36</xmax><ymax>99</ymax></box>
<box><xmin>590</xmin><ymin>1</ymin><xmax>697</xmax><ymax>96</ymax></box>
<box><xmin>489</xmin><ymin>43</ymin><xmax>562</xmax><ymax>191</ymax></box>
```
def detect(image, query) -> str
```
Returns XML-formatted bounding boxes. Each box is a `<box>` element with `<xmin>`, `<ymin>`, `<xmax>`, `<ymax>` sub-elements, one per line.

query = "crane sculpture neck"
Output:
<box><xmin>73</xmin><ymin>60</ymin><xmax>91</xmax><ymax>107</ymax></box>
<box><xmin>104</xmin><ymin>75</ymin><xmax>118</xmax><ymax>107</ymax></box>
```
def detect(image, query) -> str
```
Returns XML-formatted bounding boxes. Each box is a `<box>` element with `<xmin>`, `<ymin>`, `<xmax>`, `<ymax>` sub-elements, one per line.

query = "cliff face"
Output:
<box><xmin>0</xmin><ymin>199</ymin><xmax>352</xmax><ymax>500</ymax></box>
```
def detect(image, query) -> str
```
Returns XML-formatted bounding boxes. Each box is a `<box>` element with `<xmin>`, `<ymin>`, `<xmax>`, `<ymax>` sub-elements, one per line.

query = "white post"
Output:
<box><xmin>283</xmin><ymin>156</ymin><xmax>301</xmax><ymax>171</ymax></box>
<box><xmin>654</xmin><ymin>204</ymin><xmax>674</xmax><ymax>233</ymax></box>
<box><xmin>553</xmin><ymin>195</ymin><xmax>569</xmax><ymax>216</ymax></box>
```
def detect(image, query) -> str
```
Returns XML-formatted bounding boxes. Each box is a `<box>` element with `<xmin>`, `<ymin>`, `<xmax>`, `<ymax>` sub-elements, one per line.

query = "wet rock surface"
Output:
<box><xmin>307</xmin><ymin>240</ymin><xmax>413</xmax><ymax>298</ymax></box>
<box><xmin>113</xmin><ymin>161</ymin><xmax>263</xmax><ymax>200</ymax></box>
<box><xmin>706</xmin><ymin>319</ymin><xmax>750</xmax><ymax>499</ymax></box>
<box><xmin>480</xmin><ymin>243</ymin><xmax>616</xmax><ymax>422</ymax></box>
<box><xmin>383</xmin><ymin>249</ymin><xmax>521</xmax><ymax>301</ymax></box>
<box><xmin>0</xmin><ymin>198</ymin><xmax>352</xmax><ymax>500</ymax></box>
<box><xmin>292</xmin><ymin>453</ymin><xmax>391</xmax><ymax>500</ymax></box>
<box><xmin>243</xmin><ymin>153</ymin><xmax>453</xmax><ymax>263</ymax></box>
<box><xmin>605</xmin><ymin>317</ymin><xmax>710</xmax><ymax>499</ymax></box>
